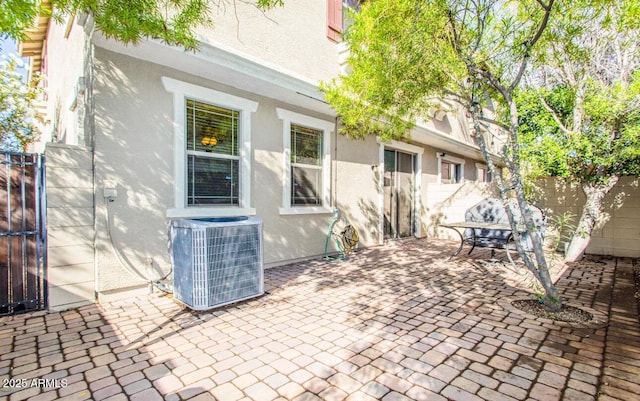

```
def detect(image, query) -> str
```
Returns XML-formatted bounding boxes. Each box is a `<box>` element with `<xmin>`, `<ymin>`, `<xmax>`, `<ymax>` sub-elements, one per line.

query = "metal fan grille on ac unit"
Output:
<box><xmin>171</xmin><ymin>217</ymin><xmax>264</xmax><ymax>310</ymax></box>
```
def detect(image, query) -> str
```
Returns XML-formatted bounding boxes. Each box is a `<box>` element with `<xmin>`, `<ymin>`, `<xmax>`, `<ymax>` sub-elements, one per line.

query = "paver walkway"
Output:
<box><xmin>0</xmin><ymin>239</ymin><xmax>638</xmax><ymax>401</ymax></box>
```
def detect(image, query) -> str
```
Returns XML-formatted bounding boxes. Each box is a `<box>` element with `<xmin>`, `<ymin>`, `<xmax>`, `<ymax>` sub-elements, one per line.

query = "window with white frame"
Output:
<box><xmin>475</xmin><ymin>163</ymin><xmax>492</xmax><ymax>183</ymax></box>
<box><xmin>291</xmin><ymin>124</ymin><xmax>323</xmax><ymax>205</ymax></box>
<box><xmin>277</xmin><ymin>108</ymin><xmax>333</xmax><ymax>214</ymax></box>
<box><xmin>437</xmin><ymin>153</ymin><xmax>465</xmax><ymax>184</ymax></box>
<box><xmin>162</xmin><ymin>77</ymin><xmax>258</xmax><ymax>218</ymax></box>
<box><xmin>186</xmin><ymin>99</ymin><xmax>239</xmax><ymax>206</ymax></box>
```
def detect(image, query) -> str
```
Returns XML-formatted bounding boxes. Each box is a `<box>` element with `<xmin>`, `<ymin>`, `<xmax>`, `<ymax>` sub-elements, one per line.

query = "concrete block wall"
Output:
<box><xmin>533</xmin><ymin>177</ymin><xmax>640</xmax><ymax>258</ymax></box>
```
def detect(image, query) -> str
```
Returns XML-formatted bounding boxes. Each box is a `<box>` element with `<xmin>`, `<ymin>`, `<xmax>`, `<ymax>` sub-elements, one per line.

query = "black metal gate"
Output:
<box><xmin>0</xmin><ymin>152</ymin><xmax>47</xmax><ymax>316</ymax></box>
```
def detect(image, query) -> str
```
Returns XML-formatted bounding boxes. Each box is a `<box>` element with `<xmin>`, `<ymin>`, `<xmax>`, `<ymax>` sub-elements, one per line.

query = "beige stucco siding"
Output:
<box><xmin>195</xmin><ymin>0</ymin><xmax>340</xmax><ymax>84</ymax></box>
<box><xmin>92</xmin><ymin>49</ymin><xmax>176</xmax><ymax>293</ymax></box>
<box><xmin>35</xmin><ymin>17</ymin><xmax>88</xmax><ymax>150</ymax></box>
<box><xmin>90</xmin><ymin>48</ymin><xmax>354</xmax><ymax>292</ymax></box>
<box><xmin>334</xmin><ymin>135</ymin><xmax>382</xmax><ymax>245</ymax></box>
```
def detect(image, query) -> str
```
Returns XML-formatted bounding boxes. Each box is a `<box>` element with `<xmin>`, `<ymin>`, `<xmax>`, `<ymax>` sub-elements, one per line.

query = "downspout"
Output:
<box><xmin>88</xmin><ymin>41</ymin><xmax>99</xmax><ymax>303</ymax></box>
<box><xmin>79</xmin><ymin>13</ymin><xmax>100</xmax><ymax>303</ymax></box>
<box><xmin>333</xmin><ymin>117</ymin><xmax>339</xmax><ymax>208</ymax></box>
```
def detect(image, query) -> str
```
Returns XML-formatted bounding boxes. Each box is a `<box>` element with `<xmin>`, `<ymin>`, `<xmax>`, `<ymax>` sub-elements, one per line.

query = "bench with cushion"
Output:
<box><xmin>463</xmin><ymin>198</ymin><xmax>546</xmax><ymax>254</ymax></box>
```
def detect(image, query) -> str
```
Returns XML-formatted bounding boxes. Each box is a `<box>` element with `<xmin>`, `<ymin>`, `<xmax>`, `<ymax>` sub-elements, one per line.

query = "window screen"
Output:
<box><xmin>291</xmin><ymin>124</ymin><xmax>323</xmax><ymax>205</ymax></box>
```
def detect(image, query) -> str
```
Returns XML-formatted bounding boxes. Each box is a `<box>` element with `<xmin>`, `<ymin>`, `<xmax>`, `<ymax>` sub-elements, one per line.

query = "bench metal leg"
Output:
<box><xmin>467</xmin><ymin>240</ymin><xmax>476</xmax><ymax>255</ymax></box>
<box><xmin>443</xmin><ymin>226</ymin><xmax>465</xmax><ymax>261</ymax></box>
<box><xmin>505</xmin><ymin>234</ymin><xmax>519</xmax><ymax>271</ymax></box>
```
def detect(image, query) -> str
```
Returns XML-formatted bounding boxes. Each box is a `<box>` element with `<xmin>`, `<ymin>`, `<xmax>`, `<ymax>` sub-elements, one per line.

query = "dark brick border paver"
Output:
<box><xmin>1</xmin><ymin>239</ymin><xmax>638</xmax><ymax>400</ymax></box>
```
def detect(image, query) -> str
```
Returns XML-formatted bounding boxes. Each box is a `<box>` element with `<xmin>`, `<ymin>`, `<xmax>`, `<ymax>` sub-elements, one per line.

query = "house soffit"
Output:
<box><xmin>91</xmin><ymin>33</ymin><xmax>335</xmax><ymax>117</ymax></box>
<box><xmin>411</xmin><ymin>123</ymin><xmax>502</xmax><ymax>165</ymax></box>
<box><xmin>17</xmin><ymin>1</ymin><xmax>52</xmax><ymax>82</ymax></box>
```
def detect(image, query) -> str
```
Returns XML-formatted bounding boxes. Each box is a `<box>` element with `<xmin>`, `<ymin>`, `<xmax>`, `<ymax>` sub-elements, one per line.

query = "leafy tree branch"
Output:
<box><xmin>323</xmin><ymin>0</ymin><xmax>563</xmax><ymax>309</ymax></box>
<box><xmin>0</xmin><ymin>56</ymin><xmax>42</xmax><ymax>151</ymax></box>
<box><xmin>520</xmin><ymin>0</ymin><xmax>640</xmax><ymax>261</ymax></box>
<box><xmin>1</xmin><ymin>0</ymin><xmax>285</xmax><ymax>51</ymax></box>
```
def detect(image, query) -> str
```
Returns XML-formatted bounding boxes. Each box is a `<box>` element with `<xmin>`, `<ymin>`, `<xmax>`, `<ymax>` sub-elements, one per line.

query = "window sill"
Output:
<box><xmin>167</xmin><ymin>207</ymin><xmax>257</xmax><ymax>219</ymax></box>
<box><xmin>279</xmin><ymin>206</ymin><xmax>334</xmax><ymax>216</ymax></box>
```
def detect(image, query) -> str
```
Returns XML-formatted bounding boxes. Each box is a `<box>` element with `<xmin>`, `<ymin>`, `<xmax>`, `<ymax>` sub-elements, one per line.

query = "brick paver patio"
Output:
<box><xmin>1</xmin><ymin>239</ymin><xmax>638</xmax><ymax>401</ymax></box>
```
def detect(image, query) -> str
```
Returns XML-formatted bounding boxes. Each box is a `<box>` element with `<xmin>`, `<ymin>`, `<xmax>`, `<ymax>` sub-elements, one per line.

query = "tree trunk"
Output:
<box><xmin>471</xmin><ymin>105</ymin><xmax>561</xmax><ymax>309</ymax></box>
<box><xmin>564</xmin><ymin>176</ymin><xmax>620</xmax><ymax>262</ymax></box>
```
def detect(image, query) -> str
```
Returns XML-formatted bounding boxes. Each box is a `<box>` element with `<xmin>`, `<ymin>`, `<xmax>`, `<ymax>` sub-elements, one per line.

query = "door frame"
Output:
<box><xmin>377</xmin><ymin>139</ymin><xmax>423</xmax><ymax>244</ymax></box>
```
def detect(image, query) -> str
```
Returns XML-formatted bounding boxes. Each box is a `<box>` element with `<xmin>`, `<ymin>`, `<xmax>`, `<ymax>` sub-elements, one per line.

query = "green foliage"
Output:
<box><xmin>322</xmin><ymin>0</ymin><xmax>556</xmax><ymax>142</ymax></box>
<box><xmin>549</xmin><ymin>211</ymin><xmax>576</xmax><ymax>258</ymax></box>
<box><xmin>0</xmin><ymin>56</ymin><xmax>42</xmax><ymax>151</ymax></box>
<box><xmin>518</xmin><ymin>0</ymin><xmax>640</xmax><ymax>184</ymax></box>
<box><xmin>322</xmin><ymin>0</ymin><xmax>465</xmax><ymax>141</ymax></box>
<box><xmin>517</xmin><ymin>87</ymin><xmax>574</xmax><ymax>178</ymax></box>
<box><xmin>519</xmin><ymin>84</ymin><xmax>640</xmax><ymax>182</ymax></box>
<box><xmin>256</xmin><ymin>0</ymin><xmax>283</xmax><ymax>8</ymax></box>
<box><xmin>323</xmin><ymin>0</ymin><xmax>562</xmax><ymax>306</ymax></box>
<box><xmin>1</xmin><ymin>0</ymin><xmax>284</xmax><ymax>51</ymax></box>
<box><xmin>52</xmin><ymin>0</ymin><xmax>214</xmax><ymax>51</ymax></box>
<box><xmin>0</xmin><ymin>1</ymin><xmax>50</xmax><ymax>43</ymax></box>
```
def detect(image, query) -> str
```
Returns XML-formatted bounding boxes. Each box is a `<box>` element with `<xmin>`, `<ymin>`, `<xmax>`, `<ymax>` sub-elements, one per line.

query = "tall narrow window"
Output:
<box><xmin>277</xmin><ymin>108</ymin><xmax>332</xmax><ymax>215</ymax></box>
<box><xmin>185</xmin><ymin>99</ymin><xmax>240</xmax><ymax>206</ymax></box>
<box><xmin>291</xmin><ymin>125</ymin><xmax>323</xmax><ymax>205</ymax></box>
<box><xmin>441</xmin><ymin>160</ymin><xmax>453</xmax><ymax>182</ymax></box>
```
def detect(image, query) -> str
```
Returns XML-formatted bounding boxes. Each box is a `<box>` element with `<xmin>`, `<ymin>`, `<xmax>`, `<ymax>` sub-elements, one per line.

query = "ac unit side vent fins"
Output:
<box><xmin>170</xmin><ymin>217</ymin><xmax>264</xmax><ymax>310</ymax></box>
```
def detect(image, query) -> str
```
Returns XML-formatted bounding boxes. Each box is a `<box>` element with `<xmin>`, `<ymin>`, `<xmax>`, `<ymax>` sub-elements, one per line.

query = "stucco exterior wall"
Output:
<box><xmin>532</xmin><ymin>177</ymin><xmax>640</xmax><ymax>258</ymax></box>
<box><xmin>92</xmin><ymin>49</ymin><xmax>179</xmax><ymax>294</ymax></box>
<box><xmin>34</xmin><ymin>16</ymin><xmax>88</xmax><ymax>151</ymax></box>
<box><xmin>195</xmin><ymin>0</ymin><xmax>340</xmax><ymax>83</ymax></box>
<box><xmin>418</xmin><ymin>145</ymin><xmax>497</xmax><ymax>239</ymax></box>
<box><xmin>90</xmin><ymin>48</ymin><xmax>351</xmax><ymax>294</ymax></box>
<box><xmin>334</xmin><ymin>135</ymin><xmax>381</xmax><ymax>245</ymax></box>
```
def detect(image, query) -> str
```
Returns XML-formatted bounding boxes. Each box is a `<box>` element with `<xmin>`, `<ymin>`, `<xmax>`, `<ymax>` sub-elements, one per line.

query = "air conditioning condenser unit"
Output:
<box><xmin>170</xmin><ymin>217</ymin><xmax>263</xmax><ymax>310</ymax></box>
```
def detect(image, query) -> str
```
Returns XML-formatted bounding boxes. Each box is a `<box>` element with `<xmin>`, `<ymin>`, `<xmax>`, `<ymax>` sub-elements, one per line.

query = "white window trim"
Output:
<box><xmin>162</xmin><ymin>77</ymin><xmax>258</xmax><ymax>218</ymax></box>
<box><xmin>475</xmin><ymin>162</ymin><xmax>491</xmax><ymax>182</ymax></box>
<box><xmin>277</xmin><ymin>108</ymin><xmax>333</xmax><ymax>215</ymax></box>
<box><xmin>437</xmin><ymin>153</ymin><xmax>465</xmax><ymax>184</ymax></box>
